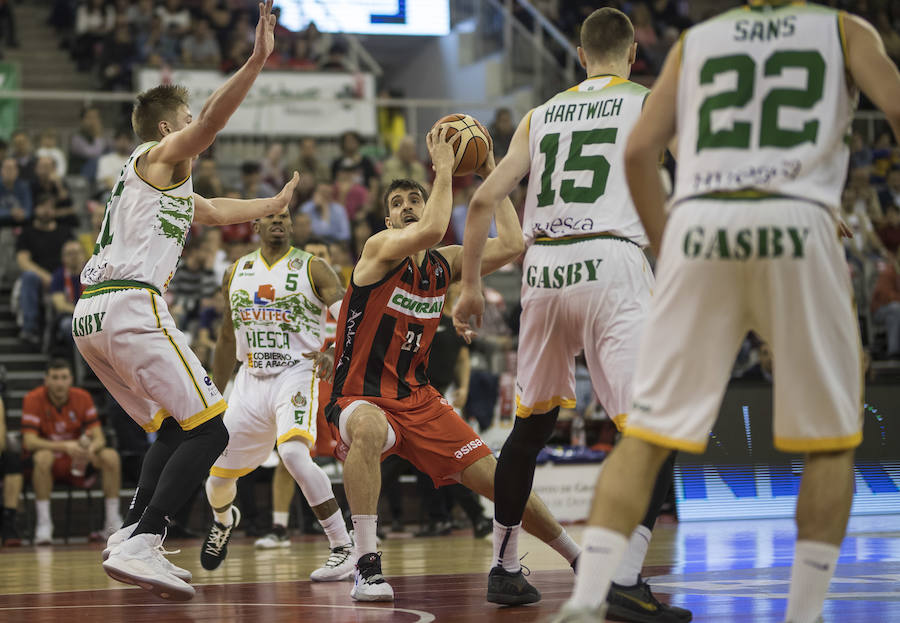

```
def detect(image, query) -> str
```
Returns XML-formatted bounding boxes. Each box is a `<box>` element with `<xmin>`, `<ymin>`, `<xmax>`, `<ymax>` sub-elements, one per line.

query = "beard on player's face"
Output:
<box><xmin>388</xmin><ymin>190</ymin><xmax>423</xmax><ymax>229</ymax></box>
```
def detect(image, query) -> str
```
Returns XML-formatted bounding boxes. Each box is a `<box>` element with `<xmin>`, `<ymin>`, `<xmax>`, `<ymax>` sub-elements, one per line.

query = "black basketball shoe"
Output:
<box><xmin>486</xmin><ymin>565</ymin><xmax>541</xmax><ymax>605</ymax></box>
<box><xmin>606</xmin><ymin>576</ymin><xmax>692</xmax><ymax>622</ymax></box>
<box><xmin>200</xmin><ymin>506</ymin><xmax>241</xmax><ymax>571</ymax></box>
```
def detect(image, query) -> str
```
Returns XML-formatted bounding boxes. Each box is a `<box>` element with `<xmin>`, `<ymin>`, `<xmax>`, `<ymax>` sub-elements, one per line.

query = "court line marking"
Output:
<box><xmin>645</xmin><ymin>590</ymin><xmax>900</xmax><ymax>600</ymax></box>
<box><xmin>0</xmin><ymin>602</ymin><xmax>436</xmax><ymax>621</ymax></box>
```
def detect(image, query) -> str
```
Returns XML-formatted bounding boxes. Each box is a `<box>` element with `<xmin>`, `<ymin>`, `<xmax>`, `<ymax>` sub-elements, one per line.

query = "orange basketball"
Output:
<box><xmin>433</xmin><ymin>113</ymin><xmax>490</xmax><ymax>176</ymax></box>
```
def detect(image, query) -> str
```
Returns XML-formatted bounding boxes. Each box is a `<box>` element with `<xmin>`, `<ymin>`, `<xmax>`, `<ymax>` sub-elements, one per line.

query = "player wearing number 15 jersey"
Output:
<box><xmin>547</xmin><ymin>2</ymin><xmax>900</xmax><ymax>622</ymax></box>
<box><xmin>453</xmin><ymin>8</ymin><xmax>689</xmax><ymax>621</ymax></box>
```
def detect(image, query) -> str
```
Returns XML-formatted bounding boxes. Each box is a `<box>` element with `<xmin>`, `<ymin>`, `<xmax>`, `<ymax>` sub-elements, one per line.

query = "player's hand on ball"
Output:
<box><xmin>251</xmin><ymin>0</ymin><xmax>277</xmax><ymax>62</ymax></box>
<box><xmin>427</xmin><ymin>124</ymin><xmax>455</xmax><ymax>174</ymax></box>
<box><xmin>303</xmin><ymin>348</ymin><xmax>335</xmax><ymax>383</ymax></box>
<box><xmin>452</xmin><ymin>285</ymin><xmax>484</xmax><ymax>344</ymax></box>
<box><xmin>473</xmin><ymin>120</ymin><xmax>495</xmax><ymax>179</ymax></box>
<box><xmin>273</xmin><ymin>171</ymin><xmax>300</xmax><ymax>212</ymax></box>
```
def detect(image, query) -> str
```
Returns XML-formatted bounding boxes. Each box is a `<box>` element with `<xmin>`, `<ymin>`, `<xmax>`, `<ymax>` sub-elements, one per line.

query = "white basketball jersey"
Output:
<box><xmin>229</xmin><ymin>247</ymin><xmax>327</xmax><ymax>377</ymax></box>
<box><xmin>523</xmin><ymin>76</ymin><xmax>650</xmax><ymax>247</ymax></box>
<box><xmin>673</xmin><ymin>3</ymin><xmax>854</xmax><ymax>212</ymax></box>
<box><xmin>81</xmin><ymin>142</ymin><xmax>194</xmax><ymax>293</ymax></box>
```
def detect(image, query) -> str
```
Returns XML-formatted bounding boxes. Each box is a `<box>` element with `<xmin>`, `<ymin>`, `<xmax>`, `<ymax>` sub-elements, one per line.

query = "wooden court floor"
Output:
<box><xmin>0</xmin><ymin>515</ymin><xmax>898</xmax><ymax>622</ymax></box>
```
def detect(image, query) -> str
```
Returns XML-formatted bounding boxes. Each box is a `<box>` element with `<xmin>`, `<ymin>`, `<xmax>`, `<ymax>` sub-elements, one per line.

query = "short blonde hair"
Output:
<box><xmin>132</xmin><ymin>84</ymin><xmax>190</xmax><ymax>142</ymax></box>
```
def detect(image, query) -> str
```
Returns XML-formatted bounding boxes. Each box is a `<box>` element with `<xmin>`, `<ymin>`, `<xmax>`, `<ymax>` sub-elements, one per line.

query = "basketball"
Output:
<box><xmin>433</xmin><ymin>113</ymin><xmax>491</xmax><ymax>176</ymax></box>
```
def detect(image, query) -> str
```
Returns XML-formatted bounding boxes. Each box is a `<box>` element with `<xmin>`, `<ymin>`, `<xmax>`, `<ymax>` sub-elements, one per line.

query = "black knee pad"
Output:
<box><xmin>156</xmin><ymin>415</ymin><xmax>185</xmax><ymax>448</ymax></box>
<box><xmin>184</xmin><ymin>415</ymin><xmax>229</xmax><ymax>458</ymax></box>
<box><xmin>504</xmin><ymin>408</ymin><xmax>560</xmax><ymax>456</ymax></box>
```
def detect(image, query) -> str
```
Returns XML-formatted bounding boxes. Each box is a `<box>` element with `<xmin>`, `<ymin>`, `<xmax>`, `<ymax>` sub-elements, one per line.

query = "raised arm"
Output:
<box><xmin>148</xmin><ymin>1</ymin><xmax>277</xmax><ymax>165</ymax></box>
<box><xmin>845</xmin><ymin>13</ymin><xmax>900</xmax><ymax>141</ymax></box>
<box><xmin>451</xmin><ymin>112</ymin><xmax>531</xmax><ymax>332</ymax></box>
<box><xmin>212</xmin><ymin>263</ymin><xmax>238</xmax><ymax>393</ymax></box>
<box><xmin>194</xmin><ymin>171</ymin><xmax>298</xmax><ymax>226</ymax></box>
<box><xmin>443</xmin><ymin>140</ymin><xmax>525</xmax><ymax>283</ymax></box>
<box><xmin>624</xmin><ymin>40</ymin><xmax>680</xmax><ymax>255</ymax></box>
<box><xmin>309</xmin><ymin>256</ymin><xmax>346</xmax><ymax>307</ymax></box>
<box><xmin>359</xmin><ymin>125</ymin><xmax>456</xmax><ymax>265</ymax></box>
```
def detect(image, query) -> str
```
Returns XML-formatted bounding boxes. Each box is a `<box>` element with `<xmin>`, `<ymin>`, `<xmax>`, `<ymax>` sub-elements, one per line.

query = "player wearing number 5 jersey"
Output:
<box><xmin>200</xmin><ymin>208</ymin><xmax>354</xmax><ymax>582</ymax></box>
<box><xmin>73</xmin><ymin>1</ymin><xmax>298</xmax><ymax>602</ymax></box>
<box><xmin>453</xmin><ymin>9</ymin><xmax>689</xmax><ymax>621</ymax></box>
<box><xmin>548</xmin><ymin>2</ymin><xmax>900</xmax><ymax>622</ymax></box>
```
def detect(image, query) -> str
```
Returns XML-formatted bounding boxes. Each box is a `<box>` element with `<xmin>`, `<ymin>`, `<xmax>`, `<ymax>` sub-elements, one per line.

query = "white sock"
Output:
<box><xmin>104</xmin><ymin>498</ymin><xmax>121</xmax><ymax>526</ymax></box>
<box><xmin>36</xmin><ymin>500</ymin><xmax>51</xmax><ymax>525</ymax></box>
<box><xmin>273</xmin><ymin>511</ymin><xmax>289</xmax><ymax>528</ymax></box>
<box><xmin>320</xmin><ymin>508</ymin><xmax>351</xmax><ymax>549</ymax></box>
<box><xmin>612</xmin><ymin>524</ymin><xmax>652</xmax><ymax>586</ymax></box>
<box><xmin>492</xmin><ymin>519</ymin><xmax>521</xmax><ymax>572</ymax></box>
<box><xmin>569</xmin><ymin>526</ymin><xmax>629</xmax><ymax>609</ymax></box>
<box><xmin>548</xmin><ymin>527</ymin><xmax>581</xmax><ymax>565</ymax></box>
<box><xmin>205</xmin><ymin>476</ymin><xmax>236</xmax><ymax>526</ymax></box>
<box><xmin>785</xmin><ymin>540</ymin><xmax>840</xmax><ymax>623</ymax></box>
<box><xmin>351</xmin><ymin>514</ymin><xmax>378</xmax><ymax>558</ymax></box>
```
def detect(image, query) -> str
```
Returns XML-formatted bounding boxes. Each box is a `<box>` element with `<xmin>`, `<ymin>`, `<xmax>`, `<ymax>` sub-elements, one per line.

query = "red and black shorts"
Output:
<box><xmin>330</xmin><ymin>385</ymin><xmax>492</xmax><ymax>487</ymax></box>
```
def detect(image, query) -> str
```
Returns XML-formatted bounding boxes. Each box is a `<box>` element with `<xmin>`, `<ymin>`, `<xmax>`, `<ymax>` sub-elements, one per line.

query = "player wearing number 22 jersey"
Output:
<box><xmin>545</xmin><ymin>2</ymin><xmax>900</xmax><ymax>622</ymax></box>
<box><xmin>325</xmin><ymin>124</ymin><xmax>579</xmax><ymax>604</ymax></box>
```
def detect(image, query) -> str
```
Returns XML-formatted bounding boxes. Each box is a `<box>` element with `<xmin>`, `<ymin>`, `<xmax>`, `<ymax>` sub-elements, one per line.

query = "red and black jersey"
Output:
<box><xmin>325</xmin><ymin>250</ymin><xmax>451</xmax><ymax>423</ymax></box>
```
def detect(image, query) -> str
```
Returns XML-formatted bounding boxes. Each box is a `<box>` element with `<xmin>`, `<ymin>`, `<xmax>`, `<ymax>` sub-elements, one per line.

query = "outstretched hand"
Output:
<box><xmin>272</xmin><ymin>170</ymin><xmax>300</xmax><ymax>212</ymax></box>
<box><xmin>251</xmin><ymin>0</ymin><xmax>277</xmax><ymax>62</ymax></box>
<box><xmin>451</xmin><ymin>285</ymin><xmax>484</xmax><ymax>344</ymax></box>
<box><xmin>303</xmin><ymin>348</ymin><xmax>335</xmax><ymax>383</ymax></box>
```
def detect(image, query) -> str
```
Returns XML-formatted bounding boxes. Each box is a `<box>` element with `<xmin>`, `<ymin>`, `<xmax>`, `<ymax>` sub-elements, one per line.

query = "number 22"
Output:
<box><xmin>697</xmin><ymin>49</ymin><xmax>825</xmax><ymax>152</ymax></box>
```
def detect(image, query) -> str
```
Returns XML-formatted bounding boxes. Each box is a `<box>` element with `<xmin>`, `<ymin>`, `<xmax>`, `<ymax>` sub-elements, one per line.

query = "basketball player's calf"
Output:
<box><xmin>342</xmin><ymin>405</ymin><xmax>394</xmax><ymax>601</ymax></box>
<box><xmin>278</xmin><ymin>440</ymin><xmax>354</xmax><ymax>581</ymax></box>
<box><xmin>106</xmin><ymin>417</ymin><xmax>184</xmax><ymax>558</ymax></box>
<box><xmin>784</xmin><ymin>448</ymin><xmax>855</xmax><ymax>623</ymax></box>
<box><xmin>491</xmin><ymin>410</ymin><xmax>689</xmax><ymax>620</ymax></box>
<box><xmin>103</xmin><ymin>416</ymin><xmax>228</xmax><ymax>600</ymax></box>
<box><xmin>459</xmin><ymin>451</ymin><xmax>583</xmax><ymax>604</ymax></box>
<box><xmin>203</xmin><ymin>440</ymin><xmax>353</xmax><ymax>580</ymax></box>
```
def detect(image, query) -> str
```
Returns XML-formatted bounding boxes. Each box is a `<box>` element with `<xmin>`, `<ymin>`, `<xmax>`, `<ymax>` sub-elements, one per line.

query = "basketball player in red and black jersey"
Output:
<box><xmin>325</xmin><ymin>125</ymin><xmax>582</xmax><ymax>602</ymax></box>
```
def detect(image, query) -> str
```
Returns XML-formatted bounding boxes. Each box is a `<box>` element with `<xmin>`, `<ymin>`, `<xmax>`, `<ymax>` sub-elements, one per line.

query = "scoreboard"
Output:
<box><xmin>275</xmin><ymin>1</ymin><xmax>451</xmax><ymax>36</ymax></box>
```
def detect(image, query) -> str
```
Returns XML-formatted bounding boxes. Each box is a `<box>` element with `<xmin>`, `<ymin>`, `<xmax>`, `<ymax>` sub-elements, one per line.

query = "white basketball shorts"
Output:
<box><xmin>515</xmin><ymin>233</ymin><xmax>654</xmax><ymax>426</ymax></box>
<box><xmin>625</xmin><ymin>198</ymin><xmax>863</xmax><ymax>454</ymax></box>
<box><xmin>73</xmin><ymin>281</ymin><xmax>226</xmax><ymax>432</ymax></box>
<box><xmin>210</xmin><ymin>363</ymin><xmax>319</xmax><ymax>478</ymax></box>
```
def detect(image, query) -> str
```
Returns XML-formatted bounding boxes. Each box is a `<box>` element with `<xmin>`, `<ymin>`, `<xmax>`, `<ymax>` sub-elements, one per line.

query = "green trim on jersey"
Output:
<box><xmin>82</xmin><ymin>279</ymin><xmax>162</xmax><ymax>299</ymax></box>
<box><xmin>534</xmin><ymin>232</ymin><xmax>640</xmax><ymax>247</ymax></box>
<box><xmin>679</xmin><ymin>190</ymin><xmax>828</xmax><ymax>210</ymax></box>
<box><xmin>132</xmin><ymin>141</ymin><xmax>192</xmax><ymax>192</ymax></box>
<box><xmin>550</xmin><ymin>77</ymin><xmax>649</xmax><ymax>103</ymax></box>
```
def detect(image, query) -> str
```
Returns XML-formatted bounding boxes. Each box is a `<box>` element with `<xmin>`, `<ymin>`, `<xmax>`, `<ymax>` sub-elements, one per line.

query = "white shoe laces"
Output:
<box><xmin>204</xmin><ymin>523</ymin><xmax>231</xmax><ymax>554</ymax></box>
<box><xmin>324</xmin><ymin>545</ymin><xmax>352</xmax><ymax>568</ymax></box>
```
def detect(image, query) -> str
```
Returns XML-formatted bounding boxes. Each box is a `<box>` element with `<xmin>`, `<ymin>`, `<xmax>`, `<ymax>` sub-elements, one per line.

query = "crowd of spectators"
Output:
<box><xmin>45</xmin><ymin>0</ymin><xmax>356</xmax><ymax>90</ymax></box>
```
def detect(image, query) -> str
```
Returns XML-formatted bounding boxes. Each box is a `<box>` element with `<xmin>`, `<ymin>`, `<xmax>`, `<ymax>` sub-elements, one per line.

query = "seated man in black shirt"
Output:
<box><xmin>15</xmin><ymin>194</ymin><xmax>75</xmax><ymax>346</ymax></box>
